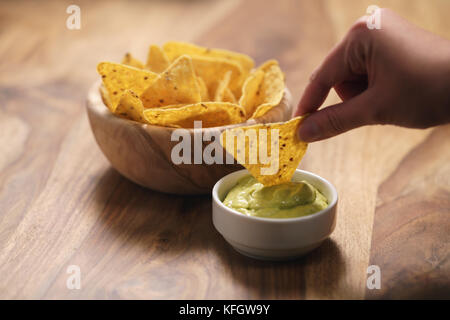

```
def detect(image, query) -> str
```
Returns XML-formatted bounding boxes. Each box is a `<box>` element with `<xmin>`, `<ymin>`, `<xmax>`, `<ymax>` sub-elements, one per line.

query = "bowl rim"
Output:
<box><xmin>87</xmin><ymin>80</ymin><xmax>293</xmax><ymax>132</ymax></box>
<box><xmin>212</xmin><ymin>169</ymin><xmax>338</xmax><ymax>224</ymax></box>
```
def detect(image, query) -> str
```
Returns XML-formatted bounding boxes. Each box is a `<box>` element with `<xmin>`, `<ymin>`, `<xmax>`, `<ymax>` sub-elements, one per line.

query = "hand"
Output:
<box><xmin>294</xmin><ymin>8</ymin><xmax>450</xmax><ymax>142</ymax></box>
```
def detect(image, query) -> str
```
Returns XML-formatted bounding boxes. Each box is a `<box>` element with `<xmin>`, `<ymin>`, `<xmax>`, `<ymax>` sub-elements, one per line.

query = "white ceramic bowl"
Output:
<box><xmin>212</xmin><ymin>169</ymin><xmax>338</xmax><ymax>260</ymax></box>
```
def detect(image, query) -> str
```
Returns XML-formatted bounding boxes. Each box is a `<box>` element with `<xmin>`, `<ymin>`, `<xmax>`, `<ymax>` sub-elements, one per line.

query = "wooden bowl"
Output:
<box><xmin>86</xmin><ymin>81</ymin><xmax>293</xmax><ymax>194</ymax></box>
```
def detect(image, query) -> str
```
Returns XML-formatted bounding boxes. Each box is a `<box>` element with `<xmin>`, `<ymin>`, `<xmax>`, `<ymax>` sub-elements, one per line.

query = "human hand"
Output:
<box><xmin>294</xmin><ymin>8</ymin><xmax>450</xmax><ymax>142</ymax></box>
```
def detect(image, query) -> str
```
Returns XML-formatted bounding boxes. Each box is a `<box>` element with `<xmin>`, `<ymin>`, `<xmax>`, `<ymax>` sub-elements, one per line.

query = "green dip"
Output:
<box><xmin>223</xmin><ymin>175</ymin><xmax>328</xmax><ymax>219</ymax></box>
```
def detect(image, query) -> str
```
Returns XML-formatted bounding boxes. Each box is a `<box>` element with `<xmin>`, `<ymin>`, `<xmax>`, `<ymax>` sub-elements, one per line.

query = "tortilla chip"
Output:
<box><xmin>197</xmin><ymin>76</ymin><xmax>209</xmax><ymax>101</ymax></box>
<box><xmin>121</xmin><ymin>53</ymin><xmax>144</xmax><ymax>69</ymax></box>
<box><xmin>213</xmin><ymin>71</ymin><xmax>236</xmax><ymax>103</ymax></box>
<box><xmin>239</xmin><ymin>69</ymin><xmax>265</xmax><ymax>118</ymax></box>
<box><xmin>114</xmin><ymin>90</ymin><xmax>147</xmax><ymax>123</ymax></box>
<box><xmin>99</xmin><ymin>84</ymin><xmax>113</xmax><ymax>112</ymax></box>
<box><xmin>162</xmin><ymin>41</ymin><xmax>254</xmax><ymax>74</ymax></box>
<box><xmin>97</xmin><ymin>62</ymin><xmax>158</xmax><ymax>112</ymax></box>
<box><xmin>143</xmin><ymin>102</ymin><xmax>246</xmax><ymax>128</ymax></box>
<box><xmin>250</xmin><ymin>60</ymin><xmax>285</xmax><ymax>119</ymax></box>
<box><xmin>190</xmin><ymin>55</ymin><xmax>244</xmax><ymax>98</ymax></box>
<box><xmin>214</xmin><ymin>71</ymin><xmax>232</xmax><ymax>101</ymax></box>
<box><xmin>146</xmin><ymin>45</ymin><xmax>170</xmax><ymax>73</ymax></box>
<box><xmin>222</xmin><ymin>87</ymin><xmax>236</xmax><ymax>103</ymax></box>
<box><xmin>140</xmin><ymin>55</ymin><xmax>202</xmax><ymax>108</ymax></box>
<box><xmin>220</xmin><ymin>116</ymin><xmax>307</xmax><ymax>186</ymax></box>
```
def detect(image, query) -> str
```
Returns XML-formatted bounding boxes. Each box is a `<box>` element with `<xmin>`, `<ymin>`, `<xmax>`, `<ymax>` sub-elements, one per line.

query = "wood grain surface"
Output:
<box><xmin>0</xmin><ymin>0</ymin><xmax>449</xmax><ymax>299</ymax></box>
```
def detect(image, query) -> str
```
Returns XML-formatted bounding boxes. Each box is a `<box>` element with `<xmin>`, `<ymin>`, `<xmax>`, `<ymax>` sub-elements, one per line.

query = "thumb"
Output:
<box><xmin>298</xmin><ymin>89</ymin><xmax>376</xmax><ymax>142</ymax></box>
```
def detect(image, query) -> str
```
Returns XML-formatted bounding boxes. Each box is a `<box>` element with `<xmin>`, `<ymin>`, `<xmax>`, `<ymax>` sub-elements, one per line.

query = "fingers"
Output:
<box><xmin>298</xmin><ymin>89</ymin><xmax>376</xmax><ymax>142</ymax></box>
<box><xmin>294</xmin><ymin>39</ymin><xmax>354</xmax><ymax>117</ymax></box>
<box><xmin>294</xmin><ymin>19</ymin><xmax>371</xmax><ymax>118</ymax></box>
<box><xmin>334</xmin><ymin>77</ymin><xmax>368</xmax><ymax>101</ymax></box>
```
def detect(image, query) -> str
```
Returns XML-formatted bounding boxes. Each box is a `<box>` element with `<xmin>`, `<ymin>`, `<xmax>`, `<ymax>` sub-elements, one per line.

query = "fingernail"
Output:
<box><xmin>298</xmin><ymin>120</ymin><xmax>320</xmax><ymax>142</ymax></box>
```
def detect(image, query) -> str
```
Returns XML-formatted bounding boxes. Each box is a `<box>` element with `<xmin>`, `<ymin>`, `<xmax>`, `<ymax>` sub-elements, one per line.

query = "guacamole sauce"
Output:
<box><xmin>223</xmin><ymin>175</ymin><xmax>328</xmax><ymax>219</ymax></box>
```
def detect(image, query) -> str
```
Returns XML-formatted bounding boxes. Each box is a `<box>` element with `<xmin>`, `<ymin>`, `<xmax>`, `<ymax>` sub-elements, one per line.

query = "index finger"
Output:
<box><xmin>294</xmin><ymin>21</ymin><xmax>369</xmax><ymax>116</ymax></box>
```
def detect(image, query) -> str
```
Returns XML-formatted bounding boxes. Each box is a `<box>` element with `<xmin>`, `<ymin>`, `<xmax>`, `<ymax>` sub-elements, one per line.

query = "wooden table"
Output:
<box><xmin>0</xmin><ymin>0</ymin><xmax>448</xmax><ymax>299</ymax></box>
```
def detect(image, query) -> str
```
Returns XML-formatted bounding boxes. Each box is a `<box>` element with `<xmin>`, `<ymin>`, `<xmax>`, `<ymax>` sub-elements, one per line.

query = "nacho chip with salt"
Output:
<box><xmin>97</xmin><ymin>62</ymin><xmax>158</xmax><ymax>112</ymax></box>
<box><xmin>140</xmin><ymin>55</ymin><xmax>202</xmax><ymax>108</ymax></box>
<box><xmin>220</xmin><ymin>116</ymin><xmax>307</xmax><ymax>186</ymax></box>
<box><xmin>114</xmin><ymin>90</ymin><xmax>147</xmax><ymax>123</ymax></box>
<box><xmin>250</xmin><ymin>60</ymin><xmax>285</xmax><ymax>119</ymax></box>
<box><xmin>143</xmin><ymin>102</ymin><xmax>246</xmax><ymax>128</ymax></box>
<box><xmin>162</xmin><ymin>41</ymin><xmax>254</xmax><ymax>74</ymax></box>
<box><xmin>239</xmin><ymin>69</ymin><xmax>265</xmax><ymax>118</ymax></box>
<box><xmin>146</xmin><ymin>45</ymin><xmax>170</xmax><ymax>73</ymax></box>
<box><xmin>222</xmin><ymin>88</ymin><xmax>236</xmax><ymax>103</ymax></box>
<box><xmin>190</xmin><ymin>55</ymin><xmax>244</xmax><ymax>98</ymax></box>
<box><xmin>121</xmin><ymin>53</ymin><xmax>144</xmax><ymax>69</ymax></box>
<box><xmin>197</xmin><ymin>76</ymin><xmax>209</xmax><ymax>101</ymax></box>
<box><xmin>214</xmin><ymin>71</ymin><xmax>232</xmax><ymax>102</ymax></box>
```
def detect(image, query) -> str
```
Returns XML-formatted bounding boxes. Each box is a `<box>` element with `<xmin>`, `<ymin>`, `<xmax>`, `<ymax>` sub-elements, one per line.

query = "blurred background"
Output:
<box><xmin>2</xmin><ymin>0</ymin><xmax>450</xmax><ymax>108</ymax></box>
